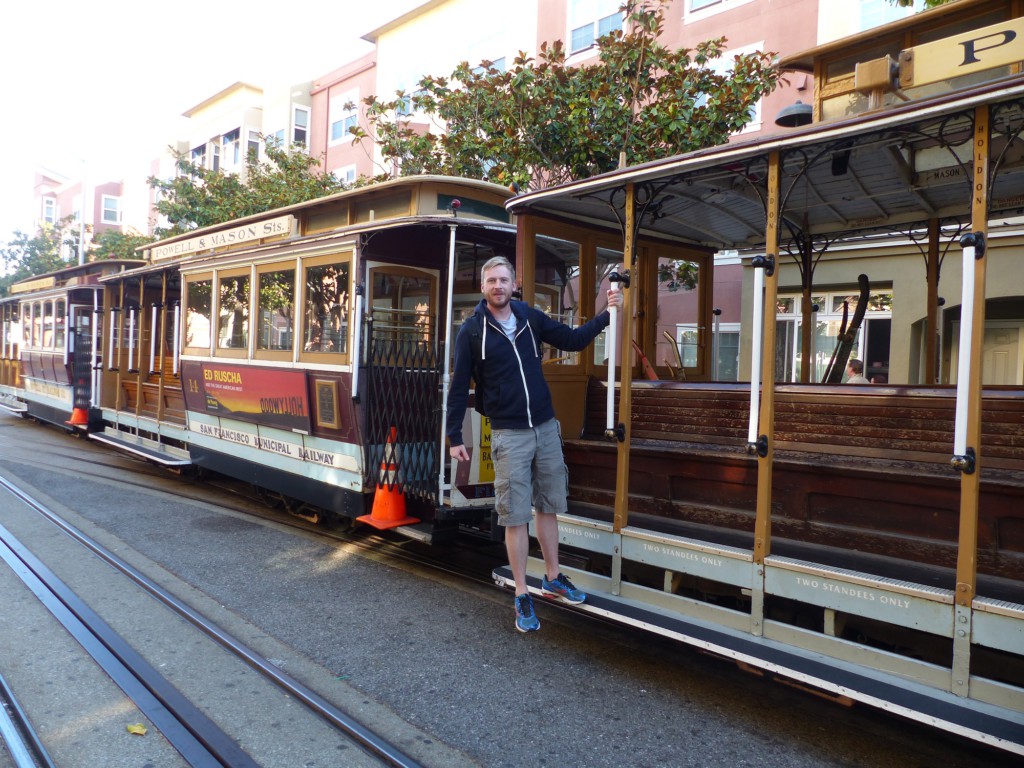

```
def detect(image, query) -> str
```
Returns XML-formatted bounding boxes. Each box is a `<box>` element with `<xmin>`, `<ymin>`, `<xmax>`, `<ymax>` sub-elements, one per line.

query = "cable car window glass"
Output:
<box><xmin>256</xmin><ymin>267</ymin><xmax>295</xmax><ymax>352</ymax></box>
<box><xmin>534</xmin><ymin>234</ymin><xmax>582</xmax><ymax>366</ymax></box>
<box><xmin>304</xmin><ymin>260</ymin><xmax>350</xmax><ymax>354</ymax></box>
<box><xmin>777</xmin><ymin>297</ymin><xmax>797</xmax><ymax>314</ymax></box>
<box><xmin>32</xmin><ymin>302</ymin><xmax>42</xmax><ymax>347</ymax></box>
<box><xmin>775</xmin><ymin>289</ymin><xmax>893</xmax><ymax>383</ymax></box>
<box><xmin>42</xmin><ymin>300</ymin><xmax>54</xmax><ymax>347</ymax></box>
<box><xmin>217</xmin><ymin>273</ymin><xmax>250</xmax><ymax>350</ymax></box>
<box><xmin>185</xmin><ymin>278</ymin><xmax>213</xmax><ymax>349</ymax></box>
<box><xmin>54</xmin><ymin>299</ymin><xmax>66</xmax><ymax>348</ymax></box>
<box><xmin>21</xmin><ymin>305</ymin><xmax>31</xmax><ymax>347</ymax></box>
<box><xmin>656</xmin><ymin>253</ymin><xmax>701</xmax><ymax>377</ymax></box>
<box><xmin>369</xmin><ymin>267</ymin><xmax>433</xmax><ymax>345</ymax></box>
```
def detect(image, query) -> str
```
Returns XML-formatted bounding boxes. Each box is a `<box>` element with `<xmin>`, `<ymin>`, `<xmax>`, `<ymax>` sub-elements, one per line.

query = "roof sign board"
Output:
<box><xmin>9</xmin><ymin>276</ymin><xmax>57</xmax><ymax>294</ymax></box>
<box><xmin>150</xmin><ymin>214</ymin><xmax>295</xmax><ymax>262</ymax></box>
<box><xmin>900</xmin><ymin>16</ymin><xmax>1024</xmax><ymax>89</ymax></box>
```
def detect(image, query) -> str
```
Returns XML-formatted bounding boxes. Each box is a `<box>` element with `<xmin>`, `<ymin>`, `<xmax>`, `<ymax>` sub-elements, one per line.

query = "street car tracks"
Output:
<box><xmin>0</xmin><ymin>473</ymin><xmax>424</xmax><ymax>768</ymax></box>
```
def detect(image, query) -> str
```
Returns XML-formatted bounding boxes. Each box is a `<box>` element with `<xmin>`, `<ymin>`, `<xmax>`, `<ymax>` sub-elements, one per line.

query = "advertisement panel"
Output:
<box><xmin>181</xmin><ymin>361</ymin><xmax>311</xmax><ymax>432</ymax></box>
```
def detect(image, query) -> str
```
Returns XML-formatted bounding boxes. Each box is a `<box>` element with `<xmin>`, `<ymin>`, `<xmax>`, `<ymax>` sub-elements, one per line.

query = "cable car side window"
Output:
<box><xmin>21</xmin><ymin>304</ymin><xmax>31</xmax><ymax>348</ymax></box>
<box><xmin>216</xmin><ymin>269</ymin><xmax>251</xmax><ymax>354</ymax></box>
<box><xmin>55</xmin><ymin>299</ymin><xmax>66</xmax><ymax>349</ymax></box>
<box><xmin>42</xmin><ymin>300</ymin><xmax>54</xmax><ymax>348</ymax></box>
<box><xmin>301</xmin><ymin>252</ymin><xmax>352</xmax><ymax>362</ymax></box>
<box><xmin>184</xmin><ymin>276</ymin><xmax>213</xmax><ymax>352</ymax></box>
<box><xmin>256</xmin><ymin>264</ymin><xmax>296</xmax><ymax>356</ymax></box>
<box><xmin>32</xmin><ymin>301</ymin><xmax>42</xmax><ymax>348</ymax></box>
<box><xmin>534</xmin><ymin>234</ymin><xmax>583</xmax><ymax>366</ymax></box>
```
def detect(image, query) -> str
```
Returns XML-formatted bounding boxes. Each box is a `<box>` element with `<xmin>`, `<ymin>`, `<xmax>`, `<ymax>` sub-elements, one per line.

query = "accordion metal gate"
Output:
<box><xmin>362</xmin><ymin>335</ymin><xmax>442</xmax><ymax>508</ymax></box>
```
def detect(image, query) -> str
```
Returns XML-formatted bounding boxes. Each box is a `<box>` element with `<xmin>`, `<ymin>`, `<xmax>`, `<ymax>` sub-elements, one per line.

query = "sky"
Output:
<box><xmin>0</xmin><ymin>0</ymin><xmax>420</xmax><ymax>247</ymax></box>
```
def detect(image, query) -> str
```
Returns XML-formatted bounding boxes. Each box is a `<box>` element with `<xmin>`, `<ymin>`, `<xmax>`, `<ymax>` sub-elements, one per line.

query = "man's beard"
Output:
<box><xmin>487</xmin><ymin>291</ymin><xmax>509</xmax><ymax>310</ymax></box>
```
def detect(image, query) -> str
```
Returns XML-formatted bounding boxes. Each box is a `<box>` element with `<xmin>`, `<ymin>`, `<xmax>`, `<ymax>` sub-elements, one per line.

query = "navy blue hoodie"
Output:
<box><xmin>446</xmin><ymin>298</ymin><xmax>611</xmax><ymax>447</ymax></box>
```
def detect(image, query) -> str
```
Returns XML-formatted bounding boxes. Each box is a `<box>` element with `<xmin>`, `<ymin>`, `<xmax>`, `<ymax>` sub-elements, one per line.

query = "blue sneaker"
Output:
<box><xmin>514</xmin><ymin>593</ymin><xmax>540</xmax><ymax>633</ymax></box>
<box><xmin>542</xmin><ymin>573</ymin><xmax>586</xmax><ymax>605</ymax></box>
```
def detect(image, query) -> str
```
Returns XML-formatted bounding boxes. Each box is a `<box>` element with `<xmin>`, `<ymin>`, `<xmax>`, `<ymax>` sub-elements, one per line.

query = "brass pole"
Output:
<box><xmin>613</xmin><ymin>183</ymin><xmax>636</xmax><ymax>533</ymax></box>
<box><xmin>157</xmin><ymin>271</ymin><xmax>168</xmax><ymax>420</ymax></box>
<box><xmin>954</xmin><ymin>106</ymin><xmax>989</xmax><ymax>608</ymax></box>
<box><xmin>753</xmin><ymin>153</ymin><xmax>781</xmax><ymax>564</ymax></box>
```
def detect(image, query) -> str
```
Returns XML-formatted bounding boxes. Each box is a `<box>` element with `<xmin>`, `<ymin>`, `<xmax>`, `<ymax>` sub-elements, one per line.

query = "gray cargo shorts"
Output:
<box><xmin>491</xmin><ymin>418</ymin><xmax>568</xmax><ymax>527</ymax></box>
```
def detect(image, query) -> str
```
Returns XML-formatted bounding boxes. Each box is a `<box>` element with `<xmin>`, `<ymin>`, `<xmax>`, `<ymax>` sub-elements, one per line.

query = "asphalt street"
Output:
<box><xmin>0</xmin><ymin>414</ymin><xmax>1014</xmax><ymax>767</ymax></box>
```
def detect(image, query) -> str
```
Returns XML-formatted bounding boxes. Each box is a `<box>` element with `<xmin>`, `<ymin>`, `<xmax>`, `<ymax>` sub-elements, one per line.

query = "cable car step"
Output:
<box><xmin>89</xmin><ymin>429</ymin><xmax>192</xmax><ymax>467</ymax></box>
<box><xmin>493</xmin><ymin>565</ymin><xmax>1024</xmax><ymax>756</ymax></box>
<box><xmin>0</xmin><ymin>395</ymin><xmax>28</xmax><ymax>414</ymax></box>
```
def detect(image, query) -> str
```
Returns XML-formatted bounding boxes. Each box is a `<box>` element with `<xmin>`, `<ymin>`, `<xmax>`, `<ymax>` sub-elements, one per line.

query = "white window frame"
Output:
<box><xmin>42</xmin><ymin>197</ymin><xmax>57</xmax><ymax>225</ymax></box>
<box><xmin>774</xmin><ymin>289</ymin><xmax>893</xmax><ymax>384</ymax></box>
<box><xmin>247</xmin><ymin>129</ymin><xmax>261</xmax><ymax>159</ymax></box>
<box><xmin>568</xmin><ymin>0</ymin><xmax>624</xmax><ymax>56</ymax></box>
<box><xmin>101</xmin><ymin>195</ymin><xmax>121</xmax><ymax>225</ymax></box>
<box><xmin>485</xmin><ymin>57</ymin><xmax>506</xmax><ymax>73</ymax></box>
<box><xmin>684</xmin><ymin>0</ymin><xmax>756</xmax><ymax>24</ymax></box>
<box><xmin>221</xmin><ymin>128</ymin><xmax>242</xmax><ymax>168</ymax></box>
<box><xmin>293</xmin><ymin>106</ymin><xmax>310</xmax><ymax>148</ymax></box>
<box><xmin>395</xmin><ymin>86</ymin><xmax>414</xmax><ymax>117</ymax></box>
<box><xmin>703</xmin><ymin>321</ymin><xmax>741</xmax><ymax>381</ymax></box>
<box><xmin>674</xmin><ymin>323</ymin><xmax>705</xmax><ymax>369</ymax></box>
<box><xmin>329</xmin><ymin>90</ymin><xmax>359</xmax><ymax>146</ymax></box>
<box><xmin>695</xmin><ymin>41</ymin><xmax>765</xmax><ymax>134</ymax></box>
<box><xmin>333</xmin><ymin>164</ymin><xmax>357</xmax><ymax>185</ymax></box>
<box><xmin>859</xmin><ymin>0</ymin><xmax>923</xmax><ymax>32</ymax></box>
<box><xmin>191</xmin><ymin>144</ymin><xmax>207</xmax><ymax>169</ymax></box>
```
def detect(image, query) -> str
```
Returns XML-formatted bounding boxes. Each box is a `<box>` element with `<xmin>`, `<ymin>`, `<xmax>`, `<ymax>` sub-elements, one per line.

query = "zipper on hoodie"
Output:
<box><xmin>511</xmin><ymin>325</ymin><xmax>532</xmax><ymax>428</ymax></box>
<box><xmin>486</xmin><ymin>315</ymin><xmax>533</xmax><ymax>429</ymax></box>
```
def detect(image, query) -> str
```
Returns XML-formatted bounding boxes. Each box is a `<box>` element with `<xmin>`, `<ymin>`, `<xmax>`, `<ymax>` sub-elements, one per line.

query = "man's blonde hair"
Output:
<box><xmin>480</xmin><ymin>256</ymin><xmax>515</xmax><ymax>287</ymax></box>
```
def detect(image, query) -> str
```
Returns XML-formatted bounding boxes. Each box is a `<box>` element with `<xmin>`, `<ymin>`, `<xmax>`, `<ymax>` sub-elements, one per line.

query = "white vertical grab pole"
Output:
<box><xmin>439</xmin><ymin>223</ymin><xmax>458</xmax><ymax>499</ymax></box>
<box><xmin>127</xmin><ymin>309</ymin><xmax>136</xmax><ymax>372</ymax></box>
<box><xmin>149</xmin><ymin>304</ymin><xmax>158</xmax><ymax>374</ymax></box>
<box><xmin>91</xmin><ymin>292</ymin><xmax>100</xmax><ymax>407</ymax></box>
<box><xmin>606</xmin><ymin>280</ymin><xmax>620</xmax><ymax>434</ymax></box>
<box><xmin>810</xmin><ymin>304</ymin><xmax>819</xmax><ymax>375</ymax></box>
<box><xmin>953</xmin><ymin>243</ymin><xmax>976</xmax><ymax>458</ymax></box>
<box><xmin>108</xmin><ymin>309</ymin><xmax>118</xmax><ymax>370</ymax></box>
<box><xmin>172</xmin><ymin>303</ymin><xmax>181</xmax><ymax>376</ymax></box>
<box><xmin>712</xmin><ymin>309</ymin><xmax>722</xmax><ymax>381</ymax></box>
<box><xmin>747</xmin><ymin>266</ymin><xmax>765</xmax><ymax>446</ymax></box>
<box><xmin>350</xmin><ymin>288</ymin><xmax>364</xmax><ymax>398</ymax></box>
<box><xmin>63</xmin><ymin>305</ymin><xmax>71</xmax><ymax>365</ymax></box>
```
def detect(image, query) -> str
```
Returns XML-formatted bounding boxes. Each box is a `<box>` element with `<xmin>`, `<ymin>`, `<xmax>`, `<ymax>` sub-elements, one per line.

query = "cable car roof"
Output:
<box><xmin>506</xmin><ymin>77</ymin><xmax>1024</xmax><ymax>251</ymax></box>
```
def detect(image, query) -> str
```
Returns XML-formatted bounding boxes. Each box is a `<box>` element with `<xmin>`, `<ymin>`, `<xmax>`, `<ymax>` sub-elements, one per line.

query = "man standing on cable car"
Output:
<box><xmin>446</xmin><ymin>255</ymin><xmax>623</xmax><ymax>633</ymax></box>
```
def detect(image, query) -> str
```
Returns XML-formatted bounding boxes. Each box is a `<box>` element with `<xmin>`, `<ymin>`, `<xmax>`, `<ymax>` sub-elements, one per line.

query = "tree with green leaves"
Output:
<box><xmin>90</xmin><ymin>229</ymin><xmax>154</xmax><ymax>261</ymax></box>
<box><xmin>148</xmin><ymin>138</ymin><xmax>347</xmax><ymax>238</ymax></box>
<box><xmin>355</xmin><ymin>0</ymin><xmax>780</xmax><ymax>190</ymax></box>
<box><xmin>0</xmin><ymin>219</ymin><xmax>79</xmax><ymax>297</ymax></box>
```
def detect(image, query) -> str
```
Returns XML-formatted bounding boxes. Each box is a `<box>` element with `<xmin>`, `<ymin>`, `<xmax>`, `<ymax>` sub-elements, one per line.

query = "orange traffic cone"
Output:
<box><xmin>357</xmin><ymin>427</ymin><xmax>420</xmax><ymax>529</ymax></box>
<box><xmin>66</xmin><ymin>407</ymin><xmax>90</xmax><ymax>427</ymax></box>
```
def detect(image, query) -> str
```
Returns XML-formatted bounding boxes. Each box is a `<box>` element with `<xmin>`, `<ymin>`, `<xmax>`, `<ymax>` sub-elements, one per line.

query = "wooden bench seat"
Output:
<box><xmin>120</xmin><ymin>380</ymin><xmax>139</xmax><ymax>411</ymax></box>
<box><xmin>565</xmin><ymin>379</ymin><xmax>1024</xmax><ymax>582</ymax></box>
<box><xmin>582</xmin><ymin>380</ymin><xmax>1024</xmax><ymax>468</ymax></box>
<box><xmin>120</xmin><ymin>379</ymin><xmax>186</xmax><ymax>425</ymax></box>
